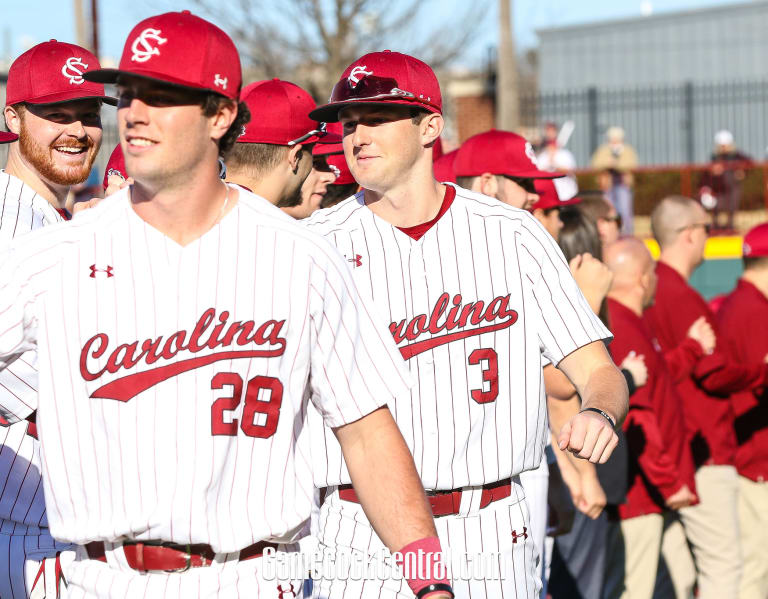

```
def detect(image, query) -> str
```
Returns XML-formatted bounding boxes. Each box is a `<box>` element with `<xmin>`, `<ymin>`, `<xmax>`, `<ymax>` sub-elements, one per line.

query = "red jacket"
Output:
<box><xmin>716</xmin><ymin>279</ymin><xmax>768</xmax><ymax>482</ymax></box>
<box><xmin>608</xmin><ymin>299</ymin><xmax>696</xmax><ymax>519</ymax></box>
<box><xmin>645</xmin><ymin>262</ymin><xmax>768</xmax><ymax>467</ymax></box>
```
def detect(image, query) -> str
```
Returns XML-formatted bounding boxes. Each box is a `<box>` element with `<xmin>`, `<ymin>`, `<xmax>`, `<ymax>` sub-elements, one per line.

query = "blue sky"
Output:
<box><xmin>1</xmin><ymin>0</ymin><xmax>751</xmax><ymax>69</ymax></box>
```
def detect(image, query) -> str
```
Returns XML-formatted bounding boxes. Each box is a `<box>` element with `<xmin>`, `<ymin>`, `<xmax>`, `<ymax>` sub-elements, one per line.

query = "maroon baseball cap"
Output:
<box><xmin>238</xmin><ymin>79</ymin><xmax>324</xmax><ymax>145</ymax></box>
<box><xmin>6</xmin><ymin>40</ymin><xmax>116</xmax><ymax>107</ymax></box>
<box><xmin>309</xmin><ymin>50</ymin><xmax>442</xmax><ymax>122</ymax></box>
<box><xmin>312</xmin><ymin>122</ymin><xmax>344</xmax><ymax>156</ymax></box>
<box><xmin>326</xmin><ymin>153</ymin><xmax>356</xmax><ymax>185</ymax></box>
<box><xmin>102</xmin><ymin>144</ymin><xmax>127</xmax><ymax>190</ymax></box>
<box><xmin>84</xmin><ymin>11</ymin><xmax>241</xmax><ymax>100</ymax></box>
<box><xmin>0</xmin><ymin>132</ymin><xmax>18</xmax><ymax>143</ymax></box>
<box><xmin>454</xmin><ymin>129</ymin><xmax>564</xmax><ymax>179</ymax></box>
<box><xmin>434</xmin><ymin>149</ymin><xmax>458</xmax><ymax>183</ymax></box>
<box><xmin>743</xmin><ymin>222</ymin><xmax>768</xmax><ymax>258</ymax></box>
<box><xmin>530</xmin><ymin>178</ymin><xmax>580</xmax><ymax>212</ymax></box>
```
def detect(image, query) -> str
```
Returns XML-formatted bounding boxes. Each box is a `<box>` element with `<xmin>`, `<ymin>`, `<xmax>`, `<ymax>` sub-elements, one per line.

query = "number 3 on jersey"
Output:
<box><xmin>210</xmin><ymin>372</ymin><xmax>283</xmax><ymax>438</ymax></box>
<box><xmin>468</xmin><ymin>348</ymin><xmax>498</xmax><ymax>404</ymax></box>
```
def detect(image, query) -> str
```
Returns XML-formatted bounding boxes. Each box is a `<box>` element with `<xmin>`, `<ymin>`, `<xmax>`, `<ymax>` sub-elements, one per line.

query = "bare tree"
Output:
<box><xmin>183</xmin><ymin>0</ymin><xmax>490</xmax><ymax>100</ymax></box>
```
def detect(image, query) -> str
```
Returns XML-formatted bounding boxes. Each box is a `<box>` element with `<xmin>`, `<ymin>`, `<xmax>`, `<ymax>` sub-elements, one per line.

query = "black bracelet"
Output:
<box><xmin>416</xmin><ymin>583</ymin><xmax>455</xmax><ymax>598</ymax></box>
<box><xmin>580</xmin><ymin>407</ymin><xmax>616</xmax><ymax>428</ymax></box>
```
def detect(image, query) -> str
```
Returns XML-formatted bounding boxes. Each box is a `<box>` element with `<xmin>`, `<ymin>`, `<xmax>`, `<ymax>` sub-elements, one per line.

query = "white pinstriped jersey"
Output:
<box><xmin>0</xmin><ymin>186</ymin><xmax>410</xmax><ymax>552</ymax></box>
<box><xmin>304</xmin><ymin>184</ymin><xmax>611</xmax><ymax>490</ymax></box>
<box><xmin>0</xmin><ymin>171</ymin><xmax>65</xmax><ymax>532</ymax></box>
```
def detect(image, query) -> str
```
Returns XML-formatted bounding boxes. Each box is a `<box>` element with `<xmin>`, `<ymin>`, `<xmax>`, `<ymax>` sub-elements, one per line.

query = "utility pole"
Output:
<box><xmin>496</xmin><ymin>0</ymin><xmax>519</xmax><ymax>130</ymax></box>
<box><xmin>73</xmin><ymin>0</ymin><xmax>88</xmax><ymax>49</ymax></box>
<box><xmin>91</xmin><ymin>0</ymin><xmax>100</xmax><ymax>58</ymax></box>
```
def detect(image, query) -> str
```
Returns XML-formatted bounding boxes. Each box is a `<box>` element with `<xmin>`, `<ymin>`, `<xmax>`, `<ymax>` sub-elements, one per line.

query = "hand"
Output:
<box><xmin>620</xmin><ymin>351</ymin><xmax>647</xmax><ymax>387</ymax></box>
<box><xmin>105</xmin><ymin>173</ymin><xmax>133</xmax><ymax>197</ymax></box>
<box><xmin>687</xmin><ymin>316</ymin><xmax>715</xmax><ymax>354</ymax></box>
<box><xmin>576</xmin><ymin>470</ymin><xmax>607</xmax><ymax>519</ymax></box>
<box><xmin>558</xmin><ymin>456</ymin><xmax>583</xmax><ymax>507</ymax></box>
<box><xmin>558</xmin><ymin>410</ymin><xmax>618</xmax><ymax>464</ymax></box>
<box><xmin>569</xmin><ymin>253</ymin><xmax>613</xmax><ymax>313</ymax></box>
<box><xmin>665</xmin><ymin>484</ymin><xmax>696</xmax><ymax>510</ymax></box>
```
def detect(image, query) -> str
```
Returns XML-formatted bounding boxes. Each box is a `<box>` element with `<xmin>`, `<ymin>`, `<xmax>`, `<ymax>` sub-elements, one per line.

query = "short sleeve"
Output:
<box><xmin>518</xmin><ymin>216</ymin><xmax>612</xmax><ymax>366</ymax></box>
<box><xmin>0</xmin><ymin>246</ymin><xmax>41</xmax><ymax>421</ymax></box>
<box><xmin>307</xmin><ymin>243</ymin><xmax>413</xmax><ymax>428</ymax></box>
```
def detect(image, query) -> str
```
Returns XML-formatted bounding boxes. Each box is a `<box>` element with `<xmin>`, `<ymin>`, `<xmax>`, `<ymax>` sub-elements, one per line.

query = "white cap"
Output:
<box><xmin>714</xmin><ymin>130</ymin><xmax>734</xmax><ymax>146</ymax></box>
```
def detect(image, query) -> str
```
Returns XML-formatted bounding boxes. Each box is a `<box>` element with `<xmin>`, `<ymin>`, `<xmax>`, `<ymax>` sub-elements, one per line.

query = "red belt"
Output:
<box><xmin>85</xmin><ymin>540</ymin><xmax>278</xmax><ymax>572</ymax></box>
<box><xmin>337</xmin><ymin>478</ymin><xmax>512</xmax><ymax>517</ymax></box>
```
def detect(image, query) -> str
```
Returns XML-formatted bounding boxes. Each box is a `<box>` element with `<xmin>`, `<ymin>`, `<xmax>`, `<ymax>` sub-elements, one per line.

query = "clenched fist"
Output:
<box><xmin>558</xmin><ymin>409</ymin><xmax>619</xmax><ymax>464</ymax></box>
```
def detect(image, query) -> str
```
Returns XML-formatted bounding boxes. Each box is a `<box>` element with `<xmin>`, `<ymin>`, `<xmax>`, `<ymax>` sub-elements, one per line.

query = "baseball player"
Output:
<box><xmin>224</xmin><ymin>78</ymin><xmax>324</xmax><ymax>213</ymax></box>
<box><xmin>311</xmin><ymin>123</ymin><xmax>359</xmax><ymax>210</ymax></box>
<box><xmin>303</xmin><ymin>50</ymin><xmax>628</xmax><ymax>598</ymax></box>
<box><xmin>0</xmin><ymin>12</ymin><xmax>453</xmax><ymax>599</ymax></box>
<box><xmin>453</xmin><ymin>129</ymin><xmax>563</xmax><ymax>210</ymax></box>
<box><xmin>0</xmin><ymin>40</ymin><xmax>114</xmax><ymax>599</ymax></box>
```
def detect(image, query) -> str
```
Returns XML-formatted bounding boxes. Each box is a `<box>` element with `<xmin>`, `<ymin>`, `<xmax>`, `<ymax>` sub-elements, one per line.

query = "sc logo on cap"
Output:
<box><xmin>131</xmin><ymin>28</ymin><xmax>167</xmax><ymax>63</ymax></box>
<box><xmin>61</xmin><ymin>57</ymin><xmax>88</xmax><ymax>85</ymax></box>
<box><xmin>348</xmin><ymin>66</ymin><xmax>373</xmax><ymax>89</ymax></box>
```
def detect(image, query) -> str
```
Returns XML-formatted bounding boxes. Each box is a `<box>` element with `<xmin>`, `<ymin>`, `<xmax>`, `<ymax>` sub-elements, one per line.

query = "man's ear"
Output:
<box><xmin>4</xmin><ymin>106</ymin><xmax>22</xmax><ymax>135</ymax></box>
<box><xmin>479</xmin><ymin>172</ymin><xmax>498</xmax><ymax>197</ymax></box>
<box><xmin>421</xmin><ymin>112</ymin><xmax>444</xmax><ymax>147</ymax></box>
<box><xmin>209</xmin><ymin>99</ymin><xmax>238</xmax><ymax>142</ymax></box>
<box><xmin>287</xmin><ymin>144</ymin><xmax>304</xmax><ymax>173</ymax></box>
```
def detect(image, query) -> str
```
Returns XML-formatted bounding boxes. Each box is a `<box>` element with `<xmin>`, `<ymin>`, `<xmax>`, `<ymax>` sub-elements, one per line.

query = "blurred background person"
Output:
<box><xmin>579</xmin><ymin>194</ymin><xmax>622</xmax><ymax>249</ymax></box>
<box><xmin>310</xmin><ymin>124</ymin><xmax>359</xmax><ymax>210</ymax></box>
<box><xmin>646</xmin><ymin>196</ymin><xmax>768</xmax><ymax>599</ymax></box>
<box><xmin>590</xmin><ymin>127</ymin><xmax>638</xmax><ymax>235</ymax></box>
<box><xmin>698</xmin><ymin>130</ymin><xmax>752</xmax><ymax>233</ymax></box>
<box><xmin>716</xmin><ymin>222</ymin><xmax>768</xmax><ymax>599</ymax></box>
<box><xmin>537</xmin><ymin>120</ymin><xmax>579</xmax><ymax>201</ymax></box>
<box><xmin>530</xmin><ymin>177</ymin><xmax>580</xmax><ymax>241</ymax></box>
<box><xmin>603</xmin><ymin>237</ymin><xmax>698</xmax><ymax>599</ymax></box>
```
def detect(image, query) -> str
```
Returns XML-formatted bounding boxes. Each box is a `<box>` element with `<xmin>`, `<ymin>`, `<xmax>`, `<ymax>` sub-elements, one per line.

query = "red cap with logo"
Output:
<box><xmin>310</xmin><ymin>50</ymin><xmax>441</xmax><ymax>122</ymax></box>
<box><xmin>238</xmin><ymin>79</ymin><xmax>324</xmax><ymax>145</ymax></box>
<box><xmin>530</xmin><ymin>178</ymin><xmax>580</xmax><ymax>211</ymax></box>
<box><xmin>102</xmin><ymin>144</ymin><xmax>127</xmax><ymax>190</ymax></box>
<box><xmin>0</xmin><ymin>132</ymin><xmax>18</xmax><ymax>143</ymax></box>
<box><xmin>743</xmin><ymin>222</ymin><xmax>768</xmax><ymax>258</ymax></box>
<box><xmin>6</xmin><ymin>40</ymin><xmax>116</xmax><ymax>106</ymax></box>
<box><xmin>312</xmin><ymin>122</ymin><xmax>344</xmax><ymax>156</ymax></box>
<box><xmin>84</xmin><ymin>11</ymin><xmax>241</xmax><ymax>100</ymax></box>
<box><xmin>434</xmin><ymin>149</ymin><xmax>458</xmax><ymax>183</ymax></box>
<box><xmin>454</xmin><ymin>129</ymin><xmax>564</xmax><ymax>179</ymax></box>
<box><xmin>326</xmin><ymin>153</ymin><xmax>356</xmax><ymax>185</ymax></box>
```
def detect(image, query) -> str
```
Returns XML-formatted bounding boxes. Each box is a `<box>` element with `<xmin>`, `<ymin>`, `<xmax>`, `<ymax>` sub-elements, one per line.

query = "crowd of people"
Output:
<box><xmin>0</xmin><ymin>9</ymin><xmax>765</xmax><ymax>599</ymax></box>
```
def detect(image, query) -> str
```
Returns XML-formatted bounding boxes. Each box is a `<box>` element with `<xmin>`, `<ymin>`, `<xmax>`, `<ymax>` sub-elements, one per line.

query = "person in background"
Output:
<box><xmin>310</xmin><ymin>123</ymin><xmax>359</xmax><ymax>210</ymax></box>
<box><xmin>716</xmin><ymin>222</ymin><xmax>768</xmax><ymax>599</ymax></box>
<box><xmin>579</xmin><ymin>194</ymin><xmax>622</xmax><ymax>248</ymax></box>
<box><xmin>537</xmin><ymin>121</ymin><xmax>579</xmax><ymax>201</ymax></box>
<box><xmin>698</xmin><ymin>130</ymin><xmax>751</xmax><ymax>233</ymax></box>
<box><xmin>590</xmin><ymin>127</ymin><xmax>638</xmax><ymax>235</ymax></box>
<box><xmin>529</xmin><ymin>178</ymin><xmax>580</xmax><ymax>241</ymax></box>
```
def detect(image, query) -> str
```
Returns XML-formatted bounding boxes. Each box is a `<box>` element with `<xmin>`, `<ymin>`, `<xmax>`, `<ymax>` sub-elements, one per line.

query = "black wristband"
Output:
<box><xmin>580</xmin><ymin>407</ymin><xmax>616</xmax><ymax>428</ymax></box>
<box><xmin>416</xmin><ymin>583</ymin><xmax>455</xmax><ymax>598</ymax></box>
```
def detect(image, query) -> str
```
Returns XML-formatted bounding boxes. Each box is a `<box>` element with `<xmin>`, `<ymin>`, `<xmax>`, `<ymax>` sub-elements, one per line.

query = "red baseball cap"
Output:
<box><xmin>312</xmin><ymin>122</ymin><xmax>344</xmax><ymax>156</ymax></box>
<box><xmin>530</xmin><ymin>178</ymin><xmax>580</xmax><ymax>212</ymax></box>
<box><xmin>102</xmin><ymin>144</ymin><xmax>127</xmax><ymax>190</ymax></box>
<box><xmin>84</xmin><ymin>11</ymin><xmax>241</xmax><ymax>100</ymax></box>
<box><xmin>743</xmin><ymin>222</ymin><xmax>768</xmax><ymax>258</ymax></box>
<box><xmin>454</xmin><ymin>129</ymin><xmax>564</xmax><ymax>179</ymax></box>
<box><xmin>309</xmin><ymin>50</ymin><xmax>441</xmax><ymax>122</ymax></box>
<box><xmin>238</xmin><ymin>79</ymin><xmax>324</xmax><ymax>145</ymax></box>
<box><xmin>326</xmin><ymin>153</ymin><xmax>356</xmax><ymax>185</ymax></box>
<box><xmin>0</xmin><ymin>132</ymin><xmax>18</xmax><ymax>143</ymax></box>
<box><xmin>434</xmin><ymin>149</ymin><xmax>458</xmax><ymax>183</ymax></box>
<box><xmin>6</xmin><ymin>40</ymin><xmax>116</xmax><ymax>107</ymax></box>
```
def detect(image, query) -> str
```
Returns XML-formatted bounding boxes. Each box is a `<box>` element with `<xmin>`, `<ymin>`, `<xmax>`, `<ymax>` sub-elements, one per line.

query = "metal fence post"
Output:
<box><xmin>683</xmin><ymin>81</ymin><xmax>694</xmax><ymax>164</ymax></box>
<box><xmin>588</xmin><ymin>87</ymin><xmax>598</xmax><ymax>156</ymax></box>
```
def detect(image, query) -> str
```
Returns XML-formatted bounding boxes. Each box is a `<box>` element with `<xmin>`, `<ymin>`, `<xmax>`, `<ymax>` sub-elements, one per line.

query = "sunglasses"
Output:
<box><xmin>503</xmin><ymin>176</ymin><xmax>538</xmax><ymax>194</ymax></box>
<box><xmin>330</xmin><ymin>75</ymin><xmax>437</xmax><ymax>110</ymax></box>
<box><xmin>602</xmin><ymin>214</ymin><xmax>623</xmax><ymax>228</ymax></box>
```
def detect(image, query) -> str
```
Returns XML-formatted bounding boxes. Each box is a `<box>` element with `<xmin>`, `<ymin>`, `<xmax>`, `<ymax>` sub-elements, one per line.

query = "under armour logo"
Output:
<box><xmin>524</xmin><ymin>142</ymin><xmax>538</xmax><ymax>165</ymax></box>
<box><xmin>61</xmin><ymin>57</ymin><xmax>88</xmax><ymax>85</ymax></box>
<box><xmin>276</xmin><ymin>583</ymin><xmax>298</xmax><ymax>598</ymax></box>
<box><xmin>348</xmin><ymin>65</ymin><xmax>373</xmax><ymax>88</ymax></box>
<box><xmin>89</xmin><ymin>265</ymin><xmax>114</xmax><ymax>278</ymax></box>
<box><xmin>329</xmin><ymin>164</ymin><xmax>341</xmax><ymax>178</ymax></box>
<box><xmin>347</xmin><ymin>254</ymin><xmax>363</xmax><ymax>268</ymax></box>
<box><xmin>511</xmin><ymin>527</ymin><xmax>528</xmax><ymax>543</ymax></box>
<box><xmin>239</xmin><ymin>126</ymin><xmax>247</xmax><ymax>137</ymax></box>
<box><xmin>131</xmin><ymin>28</ymin><xmax>167</xmax><ymax>63</ymax></box>
<box><xmin>214</xmin><ymin>74</ymin><xmax>228</xmax><ymax>89</ymax></box>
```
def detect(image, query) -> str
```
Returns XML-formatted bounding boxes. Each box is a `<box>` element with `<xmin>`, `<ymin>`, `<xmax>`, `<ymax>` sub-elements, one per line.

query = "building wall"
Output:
<box><xmin>538</xmin><ymin>1</ymin><xmax>768</xmax><ymax>93</ymax></box>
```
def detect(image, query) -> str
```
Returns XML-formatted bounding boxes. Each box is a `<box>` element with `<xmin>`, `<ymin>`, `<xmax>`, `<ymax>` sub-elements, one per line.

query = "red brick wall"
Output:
<box><xmin>454</xmin><ymin>95</ymin><xmax>495</xmax><ymax>143</ymax></box>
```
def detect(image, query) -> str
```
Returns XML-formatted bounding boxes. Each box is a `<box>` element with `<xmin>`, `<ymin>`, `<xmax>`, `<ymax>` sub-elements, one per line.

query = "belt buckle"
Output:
<box><xmin>171</xmin><ymin>544</ymin><xmax>193</xmax><ymax>573</ymax></box>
